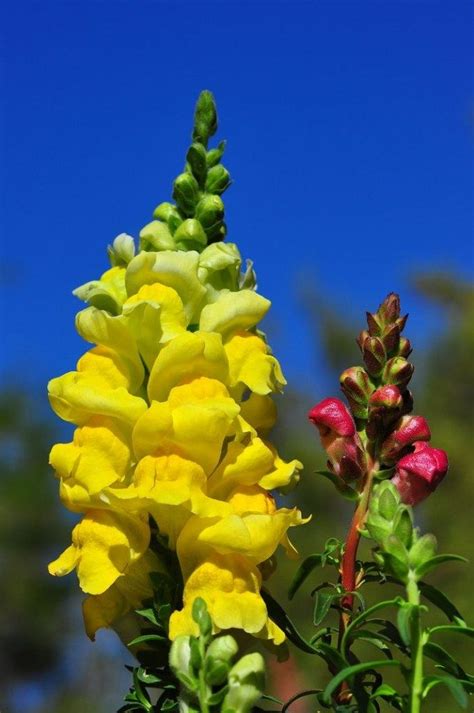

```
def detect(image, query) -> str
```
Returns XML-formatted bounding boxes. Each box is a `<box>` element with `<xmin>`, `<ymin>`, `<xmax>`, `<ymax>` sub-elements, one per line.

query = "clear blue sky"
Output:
<box><xmin>1</xmin><ymin>1</ymin><xmax>472</xmax><ymax>400</ymax></box>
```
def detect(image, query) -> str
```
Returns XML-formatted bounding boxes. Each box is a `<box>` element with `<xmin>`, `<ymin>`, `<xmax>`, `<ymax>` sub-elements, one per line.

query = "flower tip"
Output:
<box><xmin>392</xmin><ymin>442</ymin><xmax>448</xmax><ymax>505</ymax></box>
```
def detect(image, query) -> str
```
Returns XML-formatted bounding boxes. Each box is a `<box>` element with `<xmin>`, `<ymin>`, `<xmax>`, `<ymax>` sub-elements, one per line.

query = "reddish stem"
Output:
<box><xmin>336</xmin><ymin>469</ymin><xmax>375</xmax><ymax>703</ymax></box>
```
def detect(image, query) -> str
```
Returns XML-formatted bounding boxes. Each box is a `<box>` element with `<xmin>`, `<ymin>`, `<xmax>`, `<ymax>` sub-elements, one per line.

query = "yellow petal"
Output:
<box><xmin>82</xmin><ymin>550</ymin><xmax>165</xmax><ymax>640</ymax></box>
<box><xmin>147</xmin><ymin>332</ymin><xmax>228</xmax><ymax>402</ymax></box>
<box><xmin>169</xmin><ymin>553</ymin><xmax>267</xmax><ymax>639</ymax></box>
<box><xmin>125</xmin><ymin>250</ymin><xmax>206</xmax><ymax>323</ymax></box>
<box><xmin>75</xmin><ymin>306</ymin><xmax>144</xmax><ymax>392</ymax></box>
<box><xmin>49</xmin><ymin>416</ymin><xmax>132</xmax><ymax>495</ymax></box>
<box><xmin>200</xmin><ymin>289</ymin><xmax>270</xmax><ymax>337</ymax></box>
<box><xmin>133</xmin><ymin>387</ymin><xmax>239</xmax><ymax>474</ymax></box>
<box><xmin>259</xmin><ymin>442</ymin><xmax>303</xmax><ymax>492</ymax></box>
<box><xmin>207</xmin><ymin>437</ymin><xmax>275</xmax><ymax>500</ymax></box>
<box><xmin>73</xmin><ymin>266</ymin><xmax>127</xmax><ymax>314</ymax></box>
<box><xmin>225</xmin><ymin>332</ymin><xmax>286</xmax><ymax>396</ymax></box>
<box><xmin>122</xmin><ymin>283</ymin><xmax>187</xmax><ymax>369</ymax></box>
<box><xmin>48</xmin><ymin>371</ymin><xmax>147</xmax><ymax>426</ymax></box>
<box><xmin>240</xmin><ymin>393</ymin><xmax>277</xmax><ymax>435</ymax></box>
<box><xmin>48</xmin><ymin>510</ymin><xmax>150</xmax><ymax>595</ymax></box>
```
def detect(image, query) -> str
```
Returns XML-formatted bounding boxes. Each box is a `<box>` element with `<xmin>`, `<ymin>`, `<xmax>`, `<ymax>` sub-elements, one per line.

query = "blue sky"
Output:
<box><xmin>1</xmin><ymin>0</ymin><xmax>472</xmax><ymax>402</ymax></box>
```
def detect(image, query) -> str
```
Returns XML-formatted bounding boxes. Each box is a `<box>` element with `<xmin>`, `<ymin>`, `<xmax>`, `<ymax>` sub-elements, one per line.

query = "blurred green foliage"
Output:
<box><xmin>1</xmin><ymin>271</ymin><xmax>472</xmax><ymax>712</ymax></box>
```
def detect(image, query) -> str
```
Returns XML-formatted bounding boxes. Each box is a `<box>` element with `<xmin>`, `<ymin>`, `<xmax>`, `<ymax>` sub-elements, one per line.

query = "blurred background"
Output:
<box><xmin>0</xmin><ymin>1</ymin><xmax>472</xmax><ymax>711</ymax></box>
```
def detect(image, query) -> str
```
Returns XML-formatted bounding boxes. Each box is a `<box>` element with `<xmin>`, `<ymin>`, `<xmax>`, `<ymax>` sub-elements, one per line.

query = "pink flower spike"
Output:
<box><xmin>392</xmin><ymin>442</ymin><xmax>448</xmax><ymax>506</ymax></box>
<box><xmin>308</xmin><ymin>398</ymin><xmax>356</xmax><ymax>437</ymax></box>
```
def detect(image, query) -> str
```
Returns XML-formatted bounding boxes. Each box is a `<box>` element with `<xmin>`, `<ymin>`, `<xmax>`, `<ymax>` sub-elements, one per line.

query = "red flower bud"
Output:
<box><xmin>380</xmin><ymin>415</ymin><xmax>431</xmax><ymax>464</ymax></box>
<box><xmin>398</xmin><ymin>337</ymin><xmax>412</xmax><ymax>358</ymax></box>
<box><xmin>392</xmin><ymin>442</ymin><xmax>448</xmax><ymax>505</ymax></box>
<box><xmin>378</xmin><ymin>293</ymin><xmax>401</xmax><ymax>325</ymax></box>
<box><xmin>369</xmin><ymin>385</ymin><xmax>403</xmax><ymax>410</ymax></box>
<box><xmin>362</xmin><ymin>336</ymin><xmax>387</xmax><ymax>377</ymax></box>
<box><xmin>308</xmin><ymin>398</ymin><xmax>365</xmax><ymax>481</ymax></box>
<box><xmin>340</xmin><ymin>366</ymin><xmax>373</xmax><ymax>419</ymax></box>
<box><xmin>308</xmin><ymin>398</ymin><xmax>355</xmax><ymax>438</ymax></box>
<box><xmin>382</xmin><ymin>356</ymin><xmax>414</xmax><ymax>390</ymax></box>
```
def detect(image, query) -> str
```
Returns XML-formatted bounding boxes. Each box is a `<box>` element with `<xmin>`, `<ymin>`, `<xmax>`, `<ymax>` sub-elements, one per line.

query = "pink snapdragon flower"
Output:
<box><xmin>392</xmin><ymin>442</ymin><xmax>448</xmax><ymax>505</ymax></box>
<box><xmin>308</xmin><ymin>398</ymin><xmax>365</xmax><ymax>480</ymax></box>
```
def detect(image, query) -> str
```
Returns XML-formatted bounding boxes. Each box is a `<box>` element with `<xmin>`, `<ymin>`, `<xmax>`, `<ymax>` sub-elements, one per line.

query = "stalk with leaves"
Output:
<box><xmin>286</xmin><ymin>294</ymin><xmax>473</xmax><ymax>712</ymax></box>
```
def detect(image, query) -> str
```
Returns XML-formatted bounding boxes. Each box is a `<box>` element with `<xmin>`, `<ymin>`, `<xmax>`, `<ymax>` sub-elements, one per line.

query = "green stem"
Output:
<box><xmin>197</xmin><ymin>636</ymin><xmax>210</xmax><ymax>713</ymax></box>
<box><xmin>407</xmin><ymin>574</ymin><xmax>424</xmax><ymax>713</ymax></box>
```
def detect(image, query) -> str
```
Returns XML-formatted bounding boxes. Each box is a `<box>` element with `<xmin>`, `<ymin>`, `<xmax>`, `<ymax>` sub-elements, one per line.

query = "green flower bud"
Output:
<box><xmin>192</xmin><ymin>597</ymin><xmax>212</xmax><ymax>638</ymax></box>
<box><xmin>152</xmin><ymin>202</ymin><xmax>183</xmax><ymax>233</ymax></box>
<box><xmin>382</xmin><ymin>356</ymin><xmax>414</xmax><ymax>390</ymax></box>
<box><xmin>205</xmin><ymin>164</ymin><xmax>231</xmax><ymax>195</ymax></box>
<box><xmin>377</xmin><ymin>293</ymin><xmax>401</xmax><ymax>326</ymax></box>
<box><xmin>174</xmin><ymin>218</ymin><xmax>208</xmax><ymax>251</ymax></box>
<box><xmin>205</xmin><ymin>658</ymin><xmax>230</xmax><ymax>686</ymax></box>
<box><xmin>139</xmin><ymin>220</ymin><xmax>175</xmax><ymax>251</ymax></box>
<box><xmin>392</xmin><ymin>507</ymin><xmax>414</xmax><ymax>549</ymax></box>
<box><xmin>222</xmin><ymin>653</ymin><xmax>265</xmax><ymax>713</ymax></box>
<box><xmin>186</xmin><ymin>143</ymin><xmax>208</xmax><ymax>186</ymax></box>
<box><xmin>195</xmin><ymin>194</ymin><xmax>225</xmax><ymax>241</ymax></box>
<box><xmin>408</xmin><ymin>533</ymin><xmax>437</xmax><ymax>570</ymax></box>
<box><xmin>107</xmin><ymin>233</ymin><xmax>136</xmax><ymax>266</ymax></box>
<box><xmin>192</xmin><ymin>90</ymin><xmax>218</xmax><ymax>147</ymax></box>
<box><xmin>366</xmin><ymin>513</ymin><xmax>393</xmax><ymax>543</ymax></box>
<box><xmin>206</xmin><ymin>634</ymin><xmax>239</xmax><ymax>664</ymax></box>
<box><xmin>382</xmin><ymin>534</ymin><xmax>410</xmax><ymax>580</ymax></box>
<box><xmin>206</xmin><ymin>140</ymin><xmax>226</xmax><ymax>167</ymax></box>
<box><xmin>377</xmin><ymin>482</ymin><xmax>400</xmax><ymax>520</ymax></box>
<box><xmin>382</xmin><ymin>323</ymin><xmax>401</xmax><ymax>355</ymax></box>
<box><xmin>169</xmin><ymin>635</ymin><xmax>192</xmax><ymax>678</ymax></box>
<box><xmin>173</xmin><ymin>172</ymin><xmax>201</xmax><ymax>217</ymax></box>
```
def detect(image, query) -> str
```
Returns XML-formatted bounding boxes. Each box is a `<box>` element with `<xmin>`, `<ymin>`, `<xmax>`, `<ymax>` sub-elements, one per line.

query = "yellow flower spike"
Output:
<box><xmin>49</xmin><ymin>416</ymin><xmax>132</xmax><ymax>496</ymax></box>
<box><xmin>75</xmin><ymin>307</ymin><xmax>145</xmax><ymax>392</ymax></box>
<box><xmin>82</xmin><ymin>550</ymin><xmax>166</xmax><ymax>640</ymax></box>
<box><xmin>125</xmin><ymin>250</ymin><xmax>207</xmax><ymax>323</ymax></box>
<box><xmin>48</xmin><ymin>509</ymin><xmax>150</xmax><ymax>595</ymax></box>
<box><xmin>199</xmin><ymin>289</ymin><xmax>270</xmax><ymax>337</ymax></box>
<box><xmin>121</xmin><ymin>283</ymin><xmax>187</xmax><ymax>370</ymax></box>
<box><xmin>225</xmin><ymin>332</ymin><xmax>286</xmax><ymax>396</ymax></box>
<box><xmin>147</xmin><ymin>331</ymin><xmax>229</xmax><ymax>402</ymax></box>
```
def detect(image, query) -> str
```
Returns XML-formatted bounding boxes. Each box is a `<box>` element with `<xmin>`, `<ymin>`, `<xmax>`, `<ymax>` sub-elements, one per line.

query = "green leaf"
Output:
<box><xmin>321</xmin><ymin>660</ymin><xmax>401</xmax><ymax>705</ymax></box>
<box><xmin>281</xmin><ymin>689</ymin><xmax>322</xmax><ymax>712</ymax></box>
<box><xmin>424</xmin><ymin>642</ymin><xmax>467</xmax><ymax>679</ymax></box>
<box><xmin>428</xmin><ymin>625</ymin><xmax>474</xmax><ymax>639</ymax></box>
<box><xmin>415</xmin><ymin>554</ymin><xmax>468</xmax><ymax>578</ymax></box>
<box><xmin>348</xmin><ymin>629</ymin><xmax>393</xmax><ymax>658</ymax></box>
<box><xmin>418</xmin><ymin>581</ymin><xmax>466</xmax><ymax>624</ymax></box>
<box><xmin>341</xmin><ymin>598</ymin><xmax>401</xmax><ymax>655</ymax></box>
<box><xmin>261</xmin><ymin>590</ymin><xmax>318</xmax><ymax>654</ymax></box>
<box><xmin>132</xmin><ymin>669</ymin><xmax>152</xmax><ymax>711</ymax></box>
<box><xmin>135</xmin><ymin>608</ymin><xmax>160</xmax><ymax>626</ymax></box>
<box><xmin>316</xmin><ymin>469</ymin><xmax>360</xmax><ymax>501</ymax></box>
<box><xmin>128</xmin><ymin>634</ymin><xmax>167</xmax><ymax>647</ymax></box>
<box><xmin>313</xmin><ymin>591</ymin><xmax>339</xmax><ymax>626</ymax></box>
<box><xmin>392</xmin><ymin>508</ymin><xmax>413</xmax><ymax>548</ymax></box>
<box><xmin>371</xmin><ymin>683</ymin><xmax>398</xmax><ymax>697</ymax></box>
<box><xmin>397</xmin><ymin>603</ymin><xmax>416</xmax><ymax>646</ymax></box>
<box><xmin>423</xmin><ymin>675</ymin><xmax>468</xmax><ymax>708</ymax></box>
<box><xmin>288</xmin><ymin>554</ymin><xmax>324</xmax><ymax>599</ymax></box>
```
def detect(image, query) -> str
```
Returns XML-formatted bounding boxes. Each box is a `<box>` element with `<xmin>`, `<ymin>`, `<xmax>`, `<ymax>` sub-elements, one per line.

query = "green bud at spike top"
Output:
<box><xmin>143</xmin><ymin>90</ymin><xmax>231</xmax><ymax>254</ymax></box>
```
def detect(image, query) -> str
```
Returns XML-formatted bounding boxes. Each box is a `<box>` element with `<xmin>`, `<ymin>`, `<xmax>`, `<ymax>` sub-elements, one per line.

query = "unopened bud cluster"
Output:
<box><xmin>363</xmin><ymin>481</ymin><xmax>439</xmax><ymax>584</ymax></box>
<box><xmin>309</xmin><ymin>294</ymin><xmax>448</xmax><ymax>506</ymax></box>
<box><xmin>141</xmin><ymin>91</ymin><xmax>231</xmax><ymax>254</ymax></box>
<box><xmin>169</xmin><ymin>598</ymin><xmax>265</xmax><ymax>713</ymax></box>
